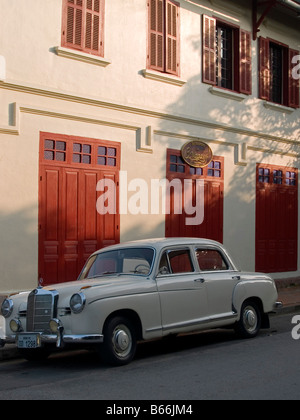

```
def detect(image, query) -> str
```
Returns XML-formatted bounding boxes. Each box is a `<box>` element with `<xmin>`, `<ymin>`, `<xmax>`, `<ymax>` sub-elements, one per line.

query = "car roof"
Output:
<box><xmin>91</xmin><ymin>238</ymin><xmax>238</xmax><ymax>271</ymax></box>
<box><xmin>95</xmin><ymin>237</ymin><xmax>224</xmax><ymax>254</ymax></box>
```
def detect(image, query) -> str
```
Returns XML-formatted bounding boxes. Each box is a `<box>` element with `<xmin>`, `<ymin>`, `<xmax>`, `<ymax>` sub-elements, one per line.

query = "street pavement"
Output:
<box><xmin>0</xmin><ymin>312</ymin><xmax>298</xmax><ymax>400</ymax></box>
<box><xmin>1</xmin><ymin>283</ymin><xmax>300</xmax><ymax>362</ymax></box>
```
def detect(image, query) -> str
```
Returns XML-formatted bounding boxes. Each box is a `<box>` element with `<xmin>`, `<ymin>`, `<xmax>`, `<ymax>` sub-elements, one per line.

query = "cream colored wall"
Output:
<box><xmin>0</xmin><ymin>0</ymin><xmax>299</xmax><ymax>293</ymax></box>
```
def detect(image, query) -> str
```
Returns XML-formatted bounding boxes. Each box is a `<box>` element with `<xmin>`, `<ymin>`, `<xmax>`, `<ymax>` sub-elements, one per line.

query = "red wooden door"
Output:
<box><xmin>256</xmin><ymin>164</ymin><xmax>298</xmax><ymax>273</ymax></box>
<box><xmin>39</xmin><ymin>133</ymin><xmax>120</xmax><ymax>285</ymax></box>
<box><xmin>165</xmin><ymin>149</ymin><xmax>224</xmax><ymax>242</ymax></box>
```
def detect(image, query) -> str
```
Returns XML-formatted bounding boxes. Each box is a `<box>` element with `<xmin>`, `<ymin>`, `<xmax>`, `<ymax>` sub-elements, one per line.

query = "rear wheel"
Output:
<box><xmin>101</xmin><ymin>316</ymin><xmax>137</xmax><ymax>366</ymax></box>
<box><xmin>235</xmin><ymin>301</ymin><xmax>261</xmax><ymax>338</ymax></box>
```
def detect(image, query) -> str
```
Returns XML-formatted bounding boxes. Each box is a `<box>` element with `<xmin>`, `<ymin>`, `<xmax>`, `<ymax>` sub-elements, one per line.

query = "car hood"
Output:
<box><xmin>42</xmin><ymin>275</ymin><xmax>151</xmax><ymax>305</ymax></box>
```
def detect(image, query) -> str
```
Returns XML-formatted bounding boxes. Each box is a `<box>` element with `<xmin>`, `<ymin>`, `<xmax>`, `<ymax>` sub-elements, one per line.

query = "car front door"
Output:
<box><xmin>156</xmin><ymin>248</ymin><xmax>208</xmax><ymax>335</ymax></box>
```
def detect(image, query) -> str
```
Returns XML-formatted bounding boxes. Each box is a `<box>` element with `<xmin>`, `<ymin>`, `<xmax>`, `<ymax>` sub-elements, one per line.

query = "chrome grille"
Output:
<box><xmin>27</xmin><ymin>288</ymin><xmax>58</xmax><ymax>332</ymax></box>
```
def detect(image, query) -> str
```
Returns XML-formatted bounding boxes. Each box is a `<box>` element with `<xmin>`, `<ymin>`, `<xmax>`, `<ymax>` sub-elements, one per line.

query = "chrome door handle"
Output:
<box><xmin>194</xmin><ymin>278</ymin><xmax>205</xmax><ymax>283</ymax></box>
<box><xmin>232</xmin><ymin>275</ymin><xmax>241</xmax><ymax>281</ymax></box>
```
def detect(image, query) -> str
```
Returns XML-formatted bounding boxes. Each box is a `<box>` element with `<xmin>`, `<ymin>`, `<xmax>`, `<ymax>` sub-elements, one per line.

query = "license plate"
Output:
<box><xmin>17</xmin><ymin>334</ymin><xmax>40</xmax><ymax>349</ymax></box>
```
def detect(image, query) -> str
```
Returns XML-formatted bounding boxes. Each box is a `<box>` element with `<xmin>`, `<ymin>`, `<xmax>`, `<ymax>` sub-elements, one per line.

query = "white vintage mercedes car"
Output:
<box><xmin>1</xmin><ymin>238</ymin><xmax>282</xmax><ymax>366</ymax></box>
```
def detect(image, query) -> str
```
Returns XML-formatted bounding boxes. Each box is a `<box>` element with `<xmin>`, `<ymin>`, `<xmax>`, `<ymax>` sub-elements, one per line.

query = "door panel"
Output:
<box><xmin>165</xmin><ymin>149</ymin><xmax>224</xmax><ymax>243</ymax></box>
<box><xmin>195</xmin><ymin>247</ymin><xmax>237</xmax><ymax>318</ymax></box>
<box><xmin>156</xmin><ymin>247</ymin><xmax>208</xmax><ymax>333</ymax></box>
<box><xmin>256</xmin><ymin>164</ymin><xmax>298</xmax><ymax>273</ymax></box>
<box><xmin>202</xmin><ymin>272</ymin><xmax>238</xmax><ymax>318</ymax></box>
<box><xmin>157</xmin><ymin>274</ymin><xmax>208</xmax><ymax>333</ymax></box>
<box><xmin>39</xmin><ymin>133</ymin><xmax>120</xmax><ymax>285</ymax></box>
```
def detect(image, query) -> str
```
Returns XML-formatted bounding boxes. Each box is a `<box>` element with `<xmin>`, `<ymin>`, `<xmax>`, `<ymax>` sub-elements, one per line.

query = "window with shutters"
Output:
<box><xmin>147</xmin><ymin>0</ymin><xmax>180</xmax><ymax>76</ymax></box>
<box><xmin>202</xmin><ymin>15</ymin><xmax>252</xmax><ymax>95</ymax></box>
<box><xmin>259</xmin><ymin>37</ymin><xmax>299</xmax><ymax>108</ymax></box>
<box><xmin>62</xmin><ymin>0</ymin><xmax>105</xmax><ymax>57</ymax></box>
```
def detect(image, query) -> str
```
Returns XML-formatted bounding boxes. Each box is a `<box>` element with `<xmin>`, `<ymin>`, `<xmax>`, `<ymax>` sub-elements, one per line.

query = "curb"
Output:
<box><xmin>272</xmin><ymin>304</ymin><xmax>300</xmax><ymax>316</ymax></box>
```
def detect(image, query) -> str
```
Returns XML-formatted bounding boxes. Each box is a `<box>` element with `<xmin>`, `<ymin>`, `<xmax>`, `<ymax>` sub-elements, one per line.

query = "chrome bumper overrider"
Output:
<box><xmin>274</xmin><ymin>301</ymin><xmax>283</xmax><ymax>310</ymax></box>
<box><xmin>0</xmin><ymin>332</ymin><xmax>104</xmax><ymax>349</ymax></box>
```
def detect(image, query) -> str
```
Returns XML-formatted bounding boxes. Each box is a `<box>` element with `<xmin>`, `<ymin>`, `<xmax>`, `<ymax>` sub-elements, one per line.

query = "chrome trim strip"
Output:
<box><xmin>0</xmin><ymin>333</ymin><xmax>104</xmax><ymax>348</ymax></box>
<box><xmin>162</xmin><ymin>313</ymin><xmax>237</xmax><ymax>332</ymax></box>
<box><xmin>63</xmin><ymin>334</ymin><xmax>104</xmax><ymax>344</ymax></box>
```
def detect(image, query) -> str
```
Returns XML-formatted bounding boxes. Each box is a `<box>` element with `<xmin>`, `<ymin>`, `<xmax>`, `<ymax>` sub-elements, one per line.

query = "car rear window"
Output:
<box><xmin>196</xmin><ymin>249</ymin><xmax>228</xmax><ymax>271</ymax></box>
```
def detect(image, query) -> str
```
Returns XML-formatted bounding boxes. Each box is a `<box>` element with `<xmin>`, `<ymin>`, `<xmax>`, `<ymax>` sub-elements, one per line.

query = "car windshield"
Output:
<box><xmin>79</xmin><ymin>247</ymin><xmax>155</xmax><ymax>279</ymax></box>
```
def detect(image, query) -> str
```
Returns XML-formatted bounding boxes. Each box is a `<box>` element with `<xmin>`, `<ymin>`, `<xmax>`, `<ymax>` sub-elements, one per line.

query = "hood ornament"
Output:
<box><xmin>38</xmin><ymin>277</ymin><xmax>44</xmax><ymax>289</ymax></box>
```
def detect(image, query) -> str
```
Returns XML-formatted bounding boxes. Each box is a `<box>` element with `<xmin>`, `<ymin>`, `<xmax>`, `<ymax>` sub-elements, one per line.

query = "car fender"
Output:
<box><xmin>232</xmin><ymin>281</ymin><xmax>247</xmax><ymax>316</ymax></box>
<box><xmin>232</xmin><ymin>276</ymin><xmax>278</xmax><ymax>318</ymax></box>
<box><xmin>87</xmin><ymin>292</ymin><xmax>163</xmax><ymax>340</ymax></box>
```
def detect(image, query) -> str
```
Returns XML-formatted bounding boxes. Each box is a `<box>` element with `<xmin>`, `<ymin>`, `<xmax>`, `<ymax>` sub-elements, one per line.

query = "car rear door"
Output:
<box><xmin>195</xmin><ymin>247</ymin><xmax>239</xmax><ymax>320</ymax></box>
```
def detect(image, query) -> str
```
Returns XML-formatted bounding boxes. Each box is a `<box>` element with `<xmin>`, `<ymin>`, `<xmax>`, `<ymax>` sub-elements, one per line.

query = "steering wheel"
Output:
<box><xmin>133</xmin><ymin>264</ymin><xmax>150</xmax><ymax>274</ymax></box>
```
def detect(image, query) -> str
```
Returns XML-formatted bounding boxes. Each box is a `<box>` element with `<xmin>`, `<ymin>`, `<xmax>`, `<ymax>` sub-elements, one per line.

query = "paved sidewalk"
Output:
<box><xmin>1</xmin><ymin>283</ymin><xmax>300</xmax><ymax>361</ymax></box>
<box><xmin>276</xmin><ymin>285</ymin><xmax>300</xmax><ymax>312</ymax></box>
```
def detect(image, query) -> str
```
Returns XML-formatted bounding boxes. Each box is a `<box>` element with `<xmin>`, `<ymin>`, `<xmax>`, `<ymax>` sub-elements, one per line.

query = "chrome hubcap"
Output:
<box><xmin>243</xmin><ymin>306</ymin><xmax>258</xmax><ymax>333</ymax></box>
<box><xmin>112</xmin><ymin>324</ymin><xmax>132</xmax><ymax>357</ymax></box>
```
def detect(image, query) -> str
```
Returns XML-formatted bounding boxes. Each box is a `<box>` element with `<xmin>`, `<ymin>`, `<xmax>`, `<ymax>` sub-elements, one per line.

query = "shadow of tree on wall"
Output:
<box><xmin>153</xmin><ymin>0</ymin><xmax>299</xmax><ymax>271</ymax></box>
<box><xmin>0</xmin><ymin>205</ymin><xmax>38</xmax><ymax>293</ymax></box>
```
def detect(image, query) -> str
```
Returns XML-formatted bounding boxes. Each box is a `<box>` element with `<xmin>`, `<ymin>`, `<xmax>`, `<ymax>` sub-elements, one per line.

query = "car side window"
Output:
<box><xmin>159</xmin><ymin>249</ymin><xmax>194</xmax><ymax>275</ymax></box>
<box><xmin>196</xmin><ymin>249</ymin><xmax>228</xmax><ymax>271</ymax></box>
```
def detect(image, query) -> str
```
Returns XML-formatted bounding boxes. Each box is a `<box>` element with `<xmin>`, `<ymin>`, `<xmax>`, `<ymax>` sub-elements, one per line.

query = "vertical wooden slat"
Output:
<box><xmin>75</xmin><ymin>8</ymin><xmax>83</xmax><ymax>46</ymax></box>
<box><xmin>85</xmin><ymin>11</ymin><xmax>92</xmax><ymax>49</ymax></box>
<box><xmin>92</xmin><ymin>14</ymin><xmax>100</xmax><ymax>51</ymax></box>
<box><xmin>66</xmin><ymin>6</ymin><xmax>75</xmax><ymax>44</ymax></box>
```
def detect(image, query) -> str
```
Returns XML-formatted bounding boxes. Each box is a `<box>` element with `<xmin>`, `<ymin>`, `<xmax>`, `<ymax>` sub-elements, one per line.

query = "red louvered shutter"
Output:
<box><xmin>64</xmin><ymin>0</ymin><xmax>84</xmax><ymax>49</ymax></box>
<box><xmin>166</xmin><ymin>0</ymin><xmax>179</xmax><ymax>76</ymax></box>
<box><xmin>202</xmin><ymin>15</ymin><xmax>216</xmax><ymax>85</ymax></box>
<box><xmin>259</xmin><ymin>37</ymin><xmax>270</xmax><ymax>100</ymax></box>
<box><xmin>84</xmin><ymin>0</ymin><xmax>104</xmax><ymax>55</ymax></box>
<box><xmin>148</xmin><ymin>0</ymin><xmax>165</xmax><ymax>72</ymax></box>
<box><xmin>62</xmin><ymin>0</ymin><xmax>104</xmax><ymax>56</ymax></box>
<box><xmin>288</xmin><ymin>49</ymin><xmax>300</xmax><ymax>108</ymax></box>
<box><xmin>240</xmin><ymin>30</ymin><xmax>252</xmax><ymax>95</ymax></box>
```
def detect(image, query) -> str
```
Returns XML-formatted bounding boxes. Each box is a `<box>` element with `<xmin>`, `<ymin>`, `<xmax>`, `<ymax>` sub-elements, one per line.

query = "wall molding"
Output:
<box><xmin>54</xmin><ymin>46</ymin><xmax>111</xmax><ymax>67</ymax></box>
<box><xmin>0</xmin><ymin>80</ymin><xmax>299</xmax><ymax>164</ymax></box>
<box><xmin>208</xmin><ymin>86</ymin><xmax>247</xmax><ymax>102</ymax></box>
<box><xmin>0</xmin><ymin>102</ymin><xmax>153</xmax><ymax>153</ymax></box>
<box><xmin>155</xmin><ymin>129</ymin><xmax>300</xmax><ymax>163</ymax></box>
<box><xmin>141</xmin><ymin>69</ymin><xmax>187</xmax><ymax>87</ymax></box>
<box><xmin>0</xmin><ymin>80</ymin><xmax>298</xmax><ymax>147</ymax></box>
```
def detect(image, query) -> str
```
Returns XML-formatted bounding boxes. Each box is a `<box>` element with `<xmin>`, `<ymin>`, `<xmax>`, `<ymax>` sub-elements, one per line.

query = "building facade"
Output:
<box><xmin>0</xmin><ymin>0</ymin><xmax>299</xmax><ymax>294</ymax></box>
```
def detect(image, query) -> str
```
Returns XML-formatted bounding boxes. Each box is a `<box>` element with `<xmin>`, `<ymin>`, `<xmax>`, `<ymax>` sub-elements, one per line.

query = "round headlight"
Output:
<box><xmin>10</xmin><ymin>319</ymin><xmax>22</xmax><ymax>333</ymax></box>
<box><xmin>1</xmin><ymin>299</ymin><xmax>14</xmax><ymax>318</ymax></box>
<box><xmin>70</xmin><ymin>292</ymin><xmax>86</xmax><ymax>314</ymax></box>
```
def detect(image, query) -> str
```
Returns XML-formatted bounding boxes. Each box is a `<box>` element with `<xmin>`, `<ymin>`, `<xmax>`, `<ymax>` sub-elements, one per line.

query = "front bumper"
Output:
<box><xmin>0</xmin><ymin>332</ymin><xmax>104</xmax><ymax>349</ymax></box>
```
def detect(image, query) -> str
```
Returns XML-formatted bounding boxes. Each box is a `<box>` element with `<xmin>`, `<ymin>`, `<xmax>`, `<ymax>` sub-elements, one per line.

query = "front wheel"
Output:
<box><xmin>101</xmin><ymin>316</ymin><xmax>137</xmax><ymax>366</ymax></box>
<box><xmin>235</xmin><ymin>301</ymin><xmax>261</xmax><ymax>339</ymax></box>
